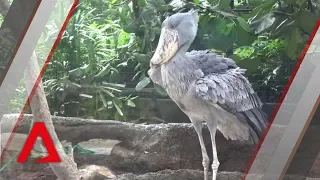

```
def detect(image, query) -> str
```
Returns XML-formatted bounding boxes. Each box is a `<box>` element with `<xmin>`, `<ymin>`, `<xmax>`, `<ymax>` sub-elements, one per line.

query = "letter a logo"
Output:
<box><xmin>17</xmin><ymin>122</ymin><xmax>61</xmax><ymax>163</ymax></box>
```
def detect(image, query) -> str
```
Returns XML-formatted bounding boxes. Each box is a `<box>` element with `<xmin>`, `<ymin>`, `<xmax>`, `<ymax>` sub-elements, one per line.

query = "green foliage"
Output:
<box><xmin>42</xmin><ymin>0</ymin><xmax>139</xmax><ymax>121</ymax></box>
<box><xmin>133</xmin><ymin>0</ymin><xmax>319</xmax><ymax>101</ymax></box>
<box><xmin>234</xmin><ymin>37</ymin><xmax>294</xmax><ymax>101</ymax></box>
<box><xmin>7</xmin><ymin>0</ymin><xmax>319</xmax><ymax>120</ymax></box>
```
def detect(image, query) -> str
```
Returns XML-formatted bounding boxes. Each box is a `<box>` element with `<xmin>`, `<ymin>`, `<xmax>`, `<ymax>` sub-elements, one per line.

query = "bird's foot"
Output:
<box><xmin>204</xmin><ymin>170</ymin><xmax>209</xmax><ymax>180</ymax></box>
<box><xmin>211</xmin><ymin>173</ymin><xmax>217</xmax><ymax>180</ymax></box>
<box><xmin>211</xmin><ymin>161</ymin><xmax>220</xmax><ymax>180</ymax></box>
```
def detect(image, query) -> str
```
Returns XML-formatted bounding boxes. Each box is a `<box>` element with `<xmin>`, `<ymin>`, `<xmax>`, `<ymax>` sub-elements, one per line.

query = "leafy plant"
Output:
<box><xmin>42</xmin><ymin>1</ymin><xmax>138</xmax><ymax>121</ymax></box>
<box><xmin>8</xmin><ymin>0</ymin><xmax>318</xmax><ymax>121</ymax></box>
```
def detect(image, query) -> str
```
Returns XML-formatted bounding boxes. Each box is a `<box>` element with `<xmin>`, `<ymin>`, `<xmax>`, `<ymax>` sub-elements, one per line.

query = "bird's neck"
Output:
<box><xmin>177</xmin><ymin>41</ymin><xmax>192</xmax><ymax>55</ymax></box>
<box><xmin>161</xmin><ymin>52</ymin><xmax>196</xmax><ymax>99</ymax></box>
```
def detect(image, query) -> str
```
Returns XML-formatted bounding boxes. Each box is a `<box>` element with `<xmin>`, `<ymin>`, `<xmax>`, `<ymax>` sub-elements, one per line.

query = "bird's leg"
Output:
<box><xmin>191</xmin><ymin>119</ymin><xmax>210</xmax><ymax>180</ymax></box>
<box><xmin>207</xmin><ymin>121</ymin><xmax>219</xmax><ymax>180</ymax></box>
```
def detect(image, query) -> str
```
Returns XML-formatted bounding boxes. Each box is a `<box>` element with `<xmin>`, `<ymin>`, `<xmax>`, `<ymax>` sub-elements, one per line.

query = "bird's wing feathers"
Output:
<box><xmin>190</xmin><ymin>51</ymin><xmax>268</xmax><ymax>143</ymax></box>
<box><xmin>187</xmin><ymin>51</ymin><xmax>260</xmax><ymax>112</ymax></box>
<box><xmin>195</xmin><ymin>68</ymin><xmax>262</xmax><ymax>112</ymax></box>
<box><xmin>187</xmin><ymin>50</ymin><xmax>238</xmax><ymax>74</ymax></box>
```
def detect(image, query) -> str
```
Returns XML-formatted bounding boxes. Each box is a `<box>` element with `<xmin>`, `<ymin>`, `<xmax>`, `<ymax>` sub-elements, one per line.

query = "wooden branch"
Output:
<box><xmin>24</xmin><ymin>52</ymin><xmax>80</xmax><ymax>180</ymax></box>
<box><xmin>1</xmin><ymin>113</ymin><xmax>146</xmax><ymax>144</ymax></box>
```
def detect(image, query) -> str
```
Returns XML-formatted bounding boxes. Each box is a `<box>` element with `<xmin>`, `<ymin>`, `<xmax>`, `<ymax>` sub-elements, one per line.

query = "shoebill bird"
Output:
<box><xmin>147</xmin><ymin>10</ymin><xmax>268</xmax><ymax>180</ymax></box>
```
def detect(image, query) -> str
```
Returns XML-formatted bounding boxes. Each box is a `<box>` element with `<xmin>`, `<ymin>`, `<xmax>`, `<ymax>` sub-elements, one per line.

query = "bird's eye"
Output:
<box><xmin>170</xmin><ymin>24</ymin><xmax>176</xmax><ymax>29</ymax></box>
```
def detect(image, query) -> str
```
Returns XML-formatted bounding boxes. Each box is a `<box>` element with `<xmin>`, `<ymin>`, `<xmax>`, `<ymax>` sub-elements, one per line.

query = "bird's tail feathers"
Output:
<box><xmin>242</xmin><ymin>107</ymin><xmax>269</xmax><ymax>144</ymax></box>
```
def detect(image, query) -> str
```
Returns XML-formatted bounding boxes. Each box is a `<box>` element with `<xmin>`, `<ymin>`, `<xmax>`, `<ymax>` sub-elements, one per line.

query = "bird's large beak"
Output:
<box><xmin>150</xmin><ymin>27</ymin><xmax>179</xmax><ymax>67</ymax></box>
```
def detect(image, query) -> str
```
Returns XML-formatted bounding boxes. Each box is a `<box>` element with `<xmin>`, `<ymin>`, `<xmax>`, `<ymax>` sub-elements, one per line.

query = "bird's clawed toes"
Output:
<box><xmin>211</xmin><ymin>161</ymin><xmax>220</xmax><ymax>180</ymax></box>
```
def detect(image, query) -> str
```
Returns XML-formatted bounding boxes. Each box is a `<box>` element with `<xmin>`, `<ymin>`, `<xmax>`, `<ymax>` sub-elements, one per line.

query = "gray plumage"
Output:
<box><xmin>148</xmin><ymin>10</ymin><xmax>268</xmax><ymax>180</ymax></box>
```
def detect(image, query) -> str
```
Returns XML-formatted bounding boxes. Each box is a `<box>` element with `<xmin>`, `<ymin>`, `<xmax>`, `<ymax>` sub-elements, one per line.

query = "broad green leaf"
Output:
<box><xmin>69</xmin><ymin>67</ymin><xmax>85</xmax><ymax>78</ymax></box>
<box><xmin>215</xmin><ymin>18</ymin><xmax>228</xmax><ymax>34</ymax></box>
<box><xmin>127</xmin><ymin>100</ymin><xmax>136</xmax><ymax>107</ymax></box>
<box><xmin>137</xmin><ymin>0</ymin><xmax>147</xmax><ymax>7</ymax></box>
<box><xmin>246</xmin><ymin>0</ymin><xmax>277</xmax><ymax>22</ymax></box>
<box><xmin>193</xmin><ymin>0</ymin><xmax>201</xmax><ymax>4</ymax></box>
<box><xmin>224</xmin><ymin>23</ymin><xmax>234</xmax><ymax>35</ymax></box>
<box><xmin>207</xmin><ymin>0</ymin><xmax>219</xmax><ymax>3</ymax></box>
<box><xmin>284</xmin><ymin>0</ymin><xmax>307</xmax><ymax>6</ymax></box>
<box><xmin>229</xmin><ymin>53</ymin><xmax>243</xmax><ymax>62</ymax></box>
<box><xmin>198</xmin><ymin>16</ymin><xmax>236</xmax><ymax>51</ymax></box>
<box><xmin>286</xmin><ymin>28</ymin><xmax>304</xmax><ymax>60</ymax></box>
<box><xmin>134</xmin><ymin>53</ymin><xmax>150</xmax><ymax>65</ymax></box>
<box><xmin>156</xmin><ymin>5</ymin><xmax>174</xmax><ymax>12</ymax></box>
<box><xmin>295</xmin><ymin>10</ymin><xmax>318</xmax><ymax>34</ymax></box>
<box><xmin>210</xmin><ymin>6</ymin><xmax>237</xmax><ymax>17</ymax></box>
<box><xmin>99</xmin><ymin>92</ymin><xmax>108</xmax><ymax>108</ymax></box>
<box><xmin>101</xmin><ymin>88</ymin><xmax>115</xmax><ymax>98</ymax></box>
<box><xmin>272</xmin><ymin>18</ymin><xmax>296</xmax><ymax>37</ymax></box>
<box><xmin>235</xmin><ymin>56</ymin><xmax>261</xmax><ymax>74</ymax></box>
<box><xmin>87</xmin><ymin>41</ymin><xmax>95</xmax><ymax>64</ymax></box>
<box><xmin>218</xmin><ymin>0</ymin><xmax>231</xmax><ymax>10</ymax></box>
<box><xmin>95</xmin><ymin>64</ymin><xmax>111</xmax><ymax>77</ymax></box>
<box><xmin>103</xmin><ymin>86</ymin><xmax>122</xmax><ymax>92</ymax></box>
<box><xmin>135</xmin><ymin>77</ymin><xmax>151</xmax><ymax>91</ymax></box>
<box><xmin>101</xmin><ymin>82</ymin><xmax>125</xmax><ymax>88</ymax></box>
<box><xmin>113</xmin><ymin>100</ymin><xmax>124</xmax><ymax>116</ymax></box>
<box><xmin>68</xmin><ymin>65</ymin><xmax>88</xmax><ymax>78</ymax></box>
<box><xmin>235</xmin><ymin>25</ymin><xmax>256</xmax><ymax>46</ymax></box>
<box><xmin>250</xmin><ymin>13</ymin><xmax>276</xmax><ymax>34</ymax></box>
<box><xmin>236</xmin><ymin>17</ymin><xmax>250</xmax><ymax>32</ymax></box>
<box><xmin>111</xmin><ymin>0</ymin><xmax>119</xmax><ymax>5</ymax></box>
<box><xmin>79</xmin><ymin>94</ymin><xmax>93</xmax><ymax>99</ymax></box>
<box><xmin>133</xmin><ymin>70</ymin><xmax>142</xmax><ymax>81</ymax></box>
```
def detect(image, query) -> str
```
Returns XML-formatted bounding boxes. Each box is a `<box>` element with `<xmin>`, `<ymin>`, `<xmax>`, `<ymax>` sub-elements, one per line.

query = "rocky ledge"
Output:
<box><xmin>1</xmin><ymin>114</ymin><xmax>320</xmax><ymax>179</ymax></box>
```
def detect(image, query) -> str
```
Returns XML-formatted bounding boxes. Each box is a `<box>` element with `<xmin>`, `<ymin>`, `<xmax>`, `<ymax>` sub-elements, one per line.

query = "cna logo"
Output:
<box><xmin>16</xmin><ymin>122</ymin><xmax>61</xmax><ymax>163</ymax></box>
<box><xmin>1</xmin><ymin>122</ymin><xmax>61</xmax><ymax>164</ymax></box>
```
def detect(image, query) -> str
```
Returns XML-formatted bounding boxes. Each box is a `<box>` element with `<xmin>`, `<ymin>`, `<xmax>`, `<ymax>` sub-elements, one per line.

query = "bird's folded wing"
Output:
<box><xmin>194</xmin><ymin>68</ymin><xmax>263</xmax><ymax>113</ymax></box>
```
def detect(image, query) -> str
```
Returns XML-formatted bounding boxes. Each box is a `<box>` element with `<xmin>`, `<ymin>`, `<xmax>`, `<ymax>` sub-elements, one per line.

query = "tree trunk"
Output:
<box><xmin>25</xmin><ymin>53</ymin><xmax>80</xmax><ymax>180</ymax></box>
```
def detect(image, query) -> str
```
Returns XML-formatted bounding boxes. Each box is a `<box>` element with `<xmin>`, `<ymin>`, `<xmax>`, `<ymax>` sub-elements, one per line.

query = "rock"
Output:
<box><xmin>78</xmin><ymin>165</ymin><xmax>116</xmax><ymax>180</ymax></box>
<box><xmin>14</xmin><ymin>172</ymin><xmax>52</xmax><ymax>180</ymax></box>
<box><xmin>0</xmin><ymin>163</ymin><xmax>116</xmax><ymax>180</ymax></box>
<box><xmin>0</xmin><ymin>161</ymin><xmax>55</xmax><ymax>180</ymax></box>
<box><xmin>116</xmin><ymin>170</ymin><xmax>313</xmax><ymax>180</ymax></box>
<box><xmin>77</xmin><ymin>139</ymin><xmax>121</xmax><ymax>155</ymax></box>
<box><xmin>73</xmin><ymin>123</ymin><xmax>256</xmax><ymax>174</ymax></box>
<box><xmin>132</xmin><ymin>98</ymin><xmax>190</xmax><ymax>123</ymax></box>
<box><xmin>116</xmin><ymin>170</ymin><xmax>241</xmax><ymax>180</ymax></box>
